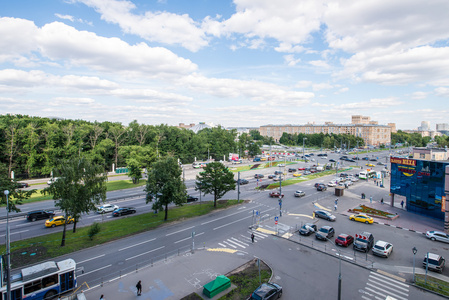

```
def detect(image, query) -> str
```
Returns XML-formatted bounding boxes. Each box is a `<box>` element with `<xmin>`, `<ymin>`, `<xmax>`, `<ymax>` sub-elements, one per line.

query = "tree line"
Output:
<box><xmin>0</xmin><ymin>114</ymin><xmax>268</xmax><ymax>179</ymax></box>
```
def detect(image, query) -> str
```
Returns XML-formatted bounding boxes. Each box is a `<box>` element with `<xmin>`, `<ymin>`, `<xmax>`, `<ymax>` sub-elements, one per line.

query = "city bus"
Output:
<box><xmin>359</xmin><ymin>171</ymin><xmax>367</xmax><ymax>180</ymax></box>
<box><xmin>1</xmin><ymin>258</ymin><xmax>76</xmax><ymax>300</ymax></box>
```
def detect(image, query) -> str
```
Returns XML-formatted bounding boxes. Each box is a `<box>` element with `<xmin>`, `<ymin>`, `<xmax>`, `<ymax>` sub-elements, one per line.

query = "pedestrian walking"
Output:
<box><xmin>370</xmin><ymin>196</ymin><xmax>372</xmax><ymax>203</ymax></box>
<box><xmin>251</xmin><ymin>233</ymin><xmax>255</xmax><ymax>243</ymax></box>
<box><xmin>376</xmin><ymin>181</ymin><xmax>379</xmax><ymax>186</ymax></box>
<box><xmin>100</xmin><ymin>295</ymin><xmax>105</xmax><ymax>300</ymax></box>
<box><xmin>136</xmin><ymin>280</ymin><xmax>142</xmax><ymax>296</ymax></box>
<box><xmin>401</xmin><ymin>200</ymin><xmax>404</xmax><ymax>209</ymax></box>
<box><xmin>335</xmin><ymin>198</ymin><xmax>338</xmax><ymax>205</ymax></box>
<box><xmin>334</xmin><ymin>203</ymin><xmax>338</xmax><ymax>211</ymax></box>
<box><xmin>381</xmin><ymin>198</ymin><xmax>384</xmax><ymax>204</ymax></box>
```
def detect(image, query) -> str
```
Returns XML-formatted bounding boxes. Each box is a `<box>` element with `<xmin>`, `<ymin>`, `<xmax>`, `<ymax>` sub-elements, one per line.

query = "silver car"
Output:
<box><xmin>97</xmin><ymin>204</ymin><xmax>119</xmax><ymax>214</ymax></box>
<box><xmin>426</xmin><ymin>231</ymin><xmax>449</xmax><ymax>243</ymax></box>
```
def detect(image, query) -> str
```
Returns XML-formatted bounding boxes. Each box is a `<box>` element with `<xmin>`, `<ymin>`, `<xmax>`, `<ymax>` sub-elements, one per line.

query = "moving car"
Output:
<box><xmin>297</xmin><ymin>167</ymin><xmax>305</xmax><ymax>170</ymax></box>
<box><xmin>317</xmin><ymin>184</ymin><xmax>327</xmax><ymax>191</ymax></box>
<box><xmin>187</xmin><ymin>195</ymin><xmax>199</xmax><ymax>202</ymax></box>
<box><xmin>236</xmin><ymin>179</ymin><xmax>249</xmax><ymax>185</ymax></box>
<box><xmin>314</xmin><ymin>210</ymin><xmax>336</xmax><ymax>221</ymax></box>
<box><xmin>372</xmin><ymin>240</ymin><xmax>393</xmax><ymax>257</ymax></box>
<box><xmin>268</xmin><ymin>175</ymin><xmax>276</xmax><ymax>179</ymax></box>
<box><xmin>272</xmin><ymin>176</ymin><xmax>281</xmax><ymax>181</ymax></box>
<box><xmin>45</xmin><ymin>215</ymin><xmax>74</xmax><ymax>228</ymax></box>
<box><xmin>16</xmin><ymin>182</ymin><xmax>29</xmax><ymax>188</ymax></box>
<box><xmin>97</xmin><ymin>204</ymin><xmax>119</xmax><ymax>214</ymax></box>
<box><xmin>316</xmin><ymin>226</ymin><xmax>335</xmax><ymax>241</ymax></box>
<box><xmin>269</xmin><ymin>191</ymin><xmax>284</xmax><ymax>198</ymax></box>
<box><xmin>112</xmin><ymin>207</ymin><xmax>136</xmax><ymax>217</ymax></box>
<box><xmin>353</xmin><ymin>232</ymin><xmax>374</xmax><ymax>253</ymax></box>
<box><xmin>303</xmin><ymin>171</ymin><xmax>311</xmax><ymax>175</ymax></box>
<box><xmin>293</xmin><ymin>172</ymin><xmax>302</xmax><ymax>177</ymax></box>
<box><xmin>335</xmin><ymin>234</ymin><xmax>354</xmax><ymax>247</ymax></box>
<box><xmin>249</xmin><ymin>282</ymin><xmax>283</xmax><ymax>299</ymax></box>
<box><xmin>327</xmin><ymin>181</ymin><xmax>336</xmax><ymax>187</ymax></box>
<box><xmin>366</xmin><ymin>163</ymin><xmax>375</xmax><ymax>167</ymax></box>
<box><xmin>329</xmin><ymin>159</ymin><xmax>336</xmax><ymax>162</ymax></box>
<box><xmin>274</xmin><ymin>171</ymin><xmax>283</xmax><ymax>175</ymax></box>
<box><xmin>254</xmin><ymin>174</ymin><xmax>265</xmax><ymax>179</ymax></box>
<box><xmin>349</xmin><ymin>214</ymin><xmax>374</xmax><ymax>224</ymax></box>
<box><xmin>288</xmin><ymin>168</ymin><xmax>297</xmax><ymax>172</ymax></box>
<box><xmin>47</xmin><ymin>177</ymin><xmax>60</xmax><ymax>185</ymax></box>
<box><xmin>423</xmin><ymin>253</ymin><xmax>445</xmax><ymax>273</ymax></box>
<box><xmin>377</xmin><ymin>162</ymin><xmax>385</xmax><ymax>165</ymax></box>
<box><xmin>426</xmin><ymin>231</ymin><xmax>449</xmax><ymax>243</ymax></box>
<box><xmin>299</xmin><ymin>223</ymin><xmax>317</xmax><ymax>236</ymax></box>
<box><xmin>27</xmin><ymin>210</ymin><xmax>55</xmax><ymax>222</ymax></box>
<box><xmin>294</xmin><ymin>190</ymin><xmax>306</xmax><ymax>197</ymax></box>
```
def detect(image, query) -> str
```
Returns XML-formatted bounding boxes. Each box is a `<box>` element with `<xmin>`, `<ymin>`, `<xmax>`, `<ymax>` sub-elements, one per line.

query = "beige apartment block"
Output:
<box><xmin>412</xmin><ymin>147</ymin><xmax>448</xmax><ymax>161</ymax></box>
<box><xmin>259</xmin><ymin>122</ymin><xmax>392</xmax><ymax>146</ymax></box>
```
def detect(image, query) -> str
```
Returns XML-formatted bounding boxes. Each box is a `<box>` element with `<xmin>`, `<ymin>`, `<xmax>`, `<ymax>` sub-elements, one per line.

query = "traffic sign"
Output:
<box><xmin>274</xmin><ymin>216</ymin><xmax>279</xmax><ymax>221</ymax></box>
<box><xmin>275</xmin><ymin>221</ymin><xmax>278</xmax><ymax>225</ymax></box>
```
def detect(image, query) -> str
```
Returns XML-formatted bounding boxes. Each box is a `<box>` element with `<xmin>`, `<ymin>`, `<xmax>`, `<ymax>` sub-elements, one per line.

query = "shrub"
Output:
<box><xmin>88</xmin><ymin>222</ymin><xmax>101</xmax><ymax>240</ymax></box>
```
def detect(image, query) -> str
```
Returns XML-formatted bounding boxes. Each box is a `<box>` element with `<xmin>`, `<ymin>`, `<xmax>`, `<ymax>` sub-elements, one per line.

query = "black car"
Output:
<box><xmin>249</xmin><ymin>282</ymin><xmax>282</xmax><ymax>300</ymax></box>
<box><xmin>27</xmin><ymin>210</ymin><xmax>55</xmax><ymax>222</ymax></box>
<box><xmin>186</xmin><ymin>195</ymin><xmax>198</xmax><ymax>202</ymax></box>
<box><xmin>370</xmin><ymin>158</ymin><xmax>377</xmax><ymax>161</ymax></box>
<box><xmin>147</xmin><ymin>192</ymin><xmax>162</xmax><ymax>201</ymax></box>
<box><xmin>362</xmin><ymin>157</ymin><xmax>369</xmax><ymax>160</ymax></box>
<box><xmin>299</xmin><ymin>223</ymin><xmax>317</xmax><ymax>236</ymax></box>
<box><xmin>112</xmin><ymin>207</ymin><xmax>136</xmax><ymax>217</ymax></box>
<box><xmin>353</xmin><ymin>232</ymin><xmax>374</xmax><ymax>253</ymax></box>
<box><xmin>268</xmin><ymin>174</ymin><xmax>276</xmax><ymax>179</ymax></box>
<box><xmin>314</xmin><ymin>210</ymin><xmax>336</xmax><ymax>221</ymax></box>
<box><xmin>329</xmin><ymin>159</ymin><xmax>336</xmax><ymax>162</ymax></box>
<box><xmin>316</xmin><ymin>226</ymin><xmax>335</xmax><ymax>240</ymax></box>
<box><xmin>254</xmin><ymin>174</ymin><xmax>265</xmax><ymax>179</ymax></box>
<box><xmin>274</xmin><ymin>171</ymin><xmax>283</xmax><ymax>175</ymax></box>
<box><xmin>346</xmin><ymin>159</ymin><xmax>355</xmax><ymax>162</ymax></box>
<box><xmin>236</xmin><ymin>179</ymin><xmax>249</xmax><ymax>185</ymax></box>
<box><xmin>317</xmin><ymin>184</ymin><xmax>327</xmax><ymax>191</ymax></box>
<box><xmin>288</xmin><ymin>168</ymin><xmax>296</xmax><ymax>172</ymax></box>
<box><xmin>16</xmin><ymin>182</ymin><xmax>29</xmax><ymax>188</ymax></box>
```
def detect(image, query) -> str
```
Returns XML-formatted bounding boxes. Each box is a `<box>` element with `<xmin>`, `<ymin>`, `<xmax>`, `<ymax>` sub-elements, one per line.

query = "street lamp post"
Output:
<box><xmin>326</xmin><ymin>238</ymin><xmax>342</xmax><ymax>300</ymax></box>
<box><xmin>279</xmin><ymin>166</ymin><xmax>282</xmax><ymax>217</ymax></box>
<box><xmin>412</xmin><ymin>247</ymin><xmax>417</xmax><ymax>283</ymax></box>
<box><xmin>4</xmin><ymin>190</ymin><xmax>11</xmax><ymax>300</ymax></box>
<box><xmin>303</xmin><ymin>138</ymin><xmax>307</xmax><ymax>163</ymax></box>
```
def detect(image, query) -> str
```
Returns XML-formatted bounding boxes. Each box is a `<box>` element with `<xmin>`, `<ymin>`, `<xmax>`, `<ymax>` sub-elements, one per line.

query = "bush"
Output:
<box><xmin>88</xmin><ymin>222</ymin><xmax>101</xmax><ymax>240</ymax></box>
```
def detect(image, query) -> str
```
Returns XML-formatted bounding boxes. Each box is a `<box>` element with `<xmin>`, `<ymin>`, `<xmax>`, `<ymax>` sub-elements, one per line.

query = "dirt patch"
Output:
<box><xmin>10</xmin><ymin>245</ymin><xmax>48</xmax><ymax>269</ymax></box>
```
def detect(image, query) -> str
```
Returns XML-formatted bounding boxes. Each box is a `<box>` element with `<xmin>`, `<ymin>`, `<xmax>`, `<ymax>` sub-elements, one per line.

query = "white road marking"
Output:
<box><xmin>10</xmin><ymin>230</ymin><xmax>29</xmax><ymax>235</ymax></box>
<box><xmin>125</xmin><ymin>246</ymin><xmax>165</xmax><ymax>261</ymax></box>
<box><xmin>165</xmin><ymin>226</ymin><xmax>195</xmax><ymax>236</ymax></box>
<box><xmin>225</xmin><ymin>239</ymin><xmax>246</xmax><ymax>248</ymax></box>
<box><xmin>119</xmin><ymin>238</ymin><xmax>156</xmax><ymax>251</ymax></box>
<box><xmin>201</xmin><ymin>205</ymin><xmax>262</xmax><ymax>225</ymax></box>
<box><xmin>213</xmin><ymin>215</ymin><xmax>252</xmax><ymax>230</ymax></box>
<box><xmin>78</xmin><ymin>254</ymin><xmax>105</xmax><ymax>264</ymax></box>
<box><xmin>78</xmin><ymin>264</ymin><xmax>111</xmax><ymax>277</ymax></box>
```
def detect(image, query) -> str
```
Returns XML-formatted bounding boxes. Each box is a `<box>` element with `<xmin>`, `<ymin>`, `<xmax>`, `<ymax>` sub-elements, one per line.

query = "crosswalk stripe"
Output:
<box><xmin>364</xmin><ymin>286</ymin><xmax>407</xmax><ymax>300</ymax></box>
<box><xmin>370</xmin><ymin>272</ymin><xmax>408</xmax><ymax>288</ymax></box>
<box><xmin>225</xmin><ymin>239</ymin><xmax>246</xmax><ymax>248</ymax></box>
<box><xmin>230</xmin><ymin>237</ymin><xmax>249</xmax><ymax>246</ymax></box>
<box><xmin>253</xmin><ymin>231</ymin><xmax>268</xmax><ymax>238</ymax></box>
<box><xmin>368</xmin><ymin>276</ymin><xmax>409</xmax><ymax>294</ymax></box>
<box><xmin>366</xmin><ymin>282</ymin><xmax>408</xmax><ymax>298</ymax></box>
<box><xmin>222</xmin><ymin>240</ymin><xmax>237</xmax><ymax>248</ymax></box>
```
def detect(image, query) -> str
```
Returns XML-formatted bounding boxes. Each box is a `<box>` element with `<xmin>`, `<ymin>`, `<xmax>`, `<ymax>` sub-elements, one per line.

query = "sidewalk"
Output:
<box><xmin>83</xmin><ymin>249</ymin><xmax>252</xmax><ymax>300</ymax></box>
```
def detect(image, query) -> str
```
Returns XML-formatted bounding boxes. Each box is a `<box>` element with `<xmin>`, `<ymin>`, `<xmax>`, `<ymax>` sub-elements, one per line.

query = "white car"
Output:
<box><xmin>372</xmin><ymin>241</ymin><xmax>393</xmax><ymax>257</ymax></box>
<box><xmin>47</xmin><ymin>177</ymin><xmax>60</xmax><ymax>185</ymax></box>
<box><xmin>294</xmin><ymin>190</ymin><xmax>306</xmax><ymax>197</ymax></box>
<box><xmin>272</xmin><ymin>176</ymin><xmax>280</xmax><ymax>181</ymax></box>
<box><xmin>349</xmin><ymin>176</ymin><xmax>359</xmax><ymax>182</ymax></box>
<box><xmin>328</xmin><ymin>182</ymin><xmax>337</xmax><ymax>187</ymax></box>
<box><xmin>426</xmin><ymin>231</ymin><xmax>449</xmax><ymax>243</ymax></box>
<box><xmin>97</xmin><ymin>204</ymin><xmax>119</xmax><ymax>214</ymax></box>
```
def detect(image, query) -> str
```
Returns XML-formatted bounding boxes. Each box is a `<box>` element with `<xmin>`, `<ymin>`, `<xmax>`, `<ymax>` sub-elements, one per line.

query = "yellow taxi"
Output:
<box><xmin>45</xmin><ymin>215</ymin><xmax>75</xmax><ymax>228</ymax></box>
<box><xmin>366</xmin><ymin>163</ymin><xmax>375</xmax><ymax>167</ymax></box>
<box><xmin>349</xmin><ymin>213</ymin><xmax>374</xmax><ymax>224</ymax></box>
<box><xmin>293</xmin><ymin>172</ymin><xmax>302</xmax><ymax>177</ymax></box>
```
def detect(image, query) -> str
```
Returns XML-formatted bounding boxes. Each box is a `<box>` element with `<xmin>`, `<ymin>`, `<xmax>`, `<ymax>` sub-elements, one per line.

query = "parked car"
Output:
<box><xmin>27</xmin><ymin>210</ymin><xmax>55</xmax><ymax>222</ymax></box>
<box><xmin>288</xmin><ymin>168</ymin><xmax>296</xmax><ymax>172</ymax></box>
<box><xmin>303</xmin><ymin>171</ymin><xmax>311</xmax><ymax>175</ymax></box>
<box><xmin>97</xmin><ymin>204</ymin><xmax>119</xmax><ymax>214</ymax></box>
<box><xmin>335</xmin><ymin>234</ymin><xmax>354</xmax><ymax>247</ymax></box>
<box><xmin>426</xmin><ymin>231</ymin><xmax>449</xmax><ymax>243</ymax></box>
<box><xmin>254</xmin><ymin>174</ymin><xmax>265</xmax><ymax>179</ymax></box>
<box><xmin>293</xmin><ymin>172</ymin><xmax>302</xmax><ymax>177</ymax></box>
<box><xmin>353</xmin><ymin>232</ymin><xmax>374</xmax><ymax>252</ymax></box>
<box><xmin>297</xmin><ymin>167</ymin><xmax>305</xmax><ymax>170</ymax></box>
<box><xmin>236</xmin><ymin>179</ymin><xmax>249</xmax><ymax>185</ymax></box>
<box><xmin>249</xmin><ymin>282</ymin><xmax>283</xmax><ymax>300</ymax></box>
<box><xmin>372</xmin><ymin>240</ymin><xmax>393</xmax><ymax>257</ymax></box>
<box><xmin>16</xmin><ymin>182</ymin><xmax>29</xmax><ymax>188</ymax></box>
<box><xmin>299</xmin><ymin>223</ymin><xmax>317</xmax><ymax>236</ymax></box>
<box><xmin>112</xmin><ymin>207</ymin><xmax>136</xmax><ymax>217</ymax></box>
<box><xmin>316</xmin><ymin>226</ymin><xmax>335</xmax><ymax>241</ymax></box>
<box><xmin>269</xmin><ymin>191</ymin><xmax>284</xmax><ymax>198</ymax></box>
<box><xmin>45</xmin><ymin>215</ymin><xmax>74</xmax><ymax>228</ymax></box>
<box><xmin>317</xmin><ymin>184</ymin><xmax>327</xmax><ymax>191</ymax></box>
<box><xmin>314</xmin><ymin>210</ymin><xmax>336</xmax><ymax>221</ymax></box>
<box><xmin>294</xmin><ymin>190</ymin><xmax>306</xmax><ymax>197</ymax></box>
<box><xmin>349</xmin><ymin>214</ymin><xmax>374</xmax><ymax>224</ymax></box>
<box><xmin>187</xmin><ymin>195</ymin><xmax>199</xmax><ymax>202</ymax></box>
<box><xmin>423</xmin><ymin>253</ymin><xmax>445</xmax><ymax>273</ymax></box>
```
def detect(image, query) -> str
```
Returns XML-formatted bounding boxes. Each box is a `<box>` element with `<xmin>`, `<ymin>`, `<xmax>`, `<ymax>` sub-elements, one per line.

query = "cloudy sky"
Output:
<box><xmin>1</xmin><ymin>0</ymin><xmax>448</xmax><ymax>130</ymax></box>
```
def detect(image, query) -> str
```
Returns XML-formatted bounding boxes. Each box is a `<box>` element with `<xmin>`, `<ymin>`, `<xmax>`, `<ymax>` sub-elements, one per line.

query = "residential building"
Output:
<box><xmin>412</xmin><ymin>148</ymin><xmax>448</xmax><ymax>161</ymax></box>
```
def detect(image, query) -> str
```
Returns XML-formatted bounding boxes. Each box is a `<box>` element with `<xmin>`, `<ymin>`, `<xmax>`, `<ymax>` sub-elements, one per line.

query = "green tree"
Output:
<box><xmin>0</xmin><ymin>163</ymin><xmax>36</xmax><ymax>212</ymax></box>
<box><xmin>127</xmin><ymin>158</ymin><xmax>142</xmax><ymax>184</ymax></box>
<box><xmin>145</xmin><ymin>156</ymin><xmax>186</xmax><ymax>221</ymax></box>
<box><xmin>43</xmin><ymin>158</ymin><xmax>107</xmax><ymax>246</ymax></box>
<box><xmin>195</xmin><ymin>162</ymin><xmax>235</xmax><ymax>207</ymax></box>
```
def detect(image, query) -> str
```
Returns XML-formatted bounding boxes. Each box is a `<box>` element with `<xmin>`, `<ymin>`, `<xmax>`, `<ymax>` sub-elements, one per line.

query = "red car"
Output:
<box><xmin>298</xmin><ymin>167</ymin><xmax>305</xmax><ymax>170</ymax></box>
<box><xmin>269</xmin><ymin>191</ymin><xmax>284</xmax><ymax>198</ymax></box>
<box><xmin>335</xmin><ymin>234</ymin><xmax>354</xmax><ymax>247</ymax></box>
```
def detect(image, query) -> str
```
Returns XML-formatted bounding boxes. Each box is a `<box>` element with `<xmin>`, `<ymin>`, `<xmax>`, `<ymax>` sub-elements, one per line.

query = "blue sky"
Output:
<box><xmin>1</xmin><ymin>0</ymin><xmax>448</xmax><ymax>130</ymax></box>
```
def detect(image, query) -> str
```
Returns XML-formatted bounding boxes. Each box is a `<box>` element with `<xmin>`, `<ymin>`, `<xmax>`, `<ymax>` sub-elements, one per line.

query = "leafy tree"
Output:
<box><xmin>195</xmin><ymin>162</ymin><xmax>235</xmax><ymax>207</ymax></box>
<box><xmin>145</xmin><ymin>156</ymin><xmax>186</xmax><ymax>221</ymax></box>
<box><xmin>43</xmin><ymin>158</ymin><xmax>107</xmax><ymax>246</ymax></box>
<box><xmin>0</xmin><ymin>163</ymin><xmax>36</xmax><ymax>212</ymax></box>
<box><xmin>127</xmin><ymin>158</ymin><xmax>142</xmax><ymax>184</ymax></box>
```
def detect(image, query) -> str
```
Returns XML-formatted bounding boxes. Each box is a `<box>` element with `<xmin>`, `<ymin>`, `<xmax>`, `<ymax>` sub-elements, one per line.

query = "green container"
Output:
<box><xmin>203</xmin><ymin>275</ymin><xmax>231</xmax><ymax>298</ymax></box>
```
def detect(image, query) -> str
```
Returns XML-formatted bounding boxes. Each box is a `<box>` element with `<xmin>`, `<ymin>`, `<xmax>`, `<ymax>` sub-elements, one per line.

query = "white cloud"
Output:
<box><xmin>55</xmin><ymin>14</ymin><xmax>75</xmax><ymax>22</ymax></box>
<box><xmin>283</xmin><ymin>55</ymin><xmax>301</xmax><ymax>66</ymax></box>
<box><xmin>336</xmin><ymin>97</ymin><xmax>402</xmax><ymax>109</ymax></box>
<box><xmin>295</xmin><ymin>80</ymin><xmax>312</xmax><ymax>88</ymax></box>
<box><xmin>312</xmin><ymin>83</ymin><xmax>333</xmax><ymax>91</ymax></box>
<box><xmin>410</xmin><ymin>91</ymin><xmax>427</xmax><ymax>100</ymax></box>
<box><xmin>309</xmin><ymin>60</ymin><xmax>330</xmax><ymax>69</ymax></box>
<box><xmin>435</xmin><ymin>87</ymin><xmax>449</xmax><ymax>97</ymax></box>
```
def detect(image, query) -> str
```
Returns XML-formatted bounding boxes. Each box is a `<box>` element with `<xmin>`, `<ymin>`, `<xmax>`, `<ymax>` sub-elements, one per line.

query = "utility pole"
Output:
<box><xmin>279</xmin><ymin>174</ymin><xmax>282</xmax><ymax>217</ymax></box>
<box><xmin>4</xmin><ymin>190</ymin><xmax>11</xmax><ymax>300</ymax></box>
<box><xmin>237</xmin><ymin>171</ymin><xmax>240</xmax><ymax>203</ymax></box>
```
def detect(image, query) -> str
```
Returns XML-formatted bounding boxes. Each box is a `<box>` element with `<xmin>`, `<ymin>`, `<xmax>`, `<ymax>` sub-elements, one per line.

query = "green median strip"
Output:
<box><xmin>0</xmin><ymin>200</ymin><xmax>240</xmax><ymax>269</ymax></box>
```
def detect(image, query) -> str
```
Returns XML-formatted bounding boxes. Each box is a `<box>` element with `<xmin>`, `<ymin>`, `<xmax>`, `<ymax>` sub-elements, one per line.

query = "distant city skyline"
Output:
<box><xmin>1</xmin><ymin>1</ymin><xmax>448</xmax><ymax>129</ymax></box>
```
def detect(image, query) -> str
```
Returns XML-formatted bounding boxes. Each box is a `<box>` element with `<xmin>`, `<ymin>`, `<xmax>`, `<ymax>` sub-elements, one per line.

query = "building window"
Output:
<box><xmin>420</xmin><ymin>153</ymin><xmax>425</xmax><ymax>159</ymax></box>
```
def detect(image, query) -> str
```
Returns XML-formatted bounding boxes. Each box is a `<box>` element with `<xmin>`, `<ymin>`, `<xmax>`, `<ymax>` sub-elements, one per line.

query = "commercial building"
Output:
<box><xmin>390</xmin><ymin>156</ymin><xmax>449</xmax><ymax>227</ymax></box>
<box><xmin>437</xmin><ymin>123</ymin><xmax>449</xmax><ymax>135</ymax></box>
<box><xmin>259</xmin><ymin>115</ymin><xmax>393</xmax><ymax>147</ymax></box>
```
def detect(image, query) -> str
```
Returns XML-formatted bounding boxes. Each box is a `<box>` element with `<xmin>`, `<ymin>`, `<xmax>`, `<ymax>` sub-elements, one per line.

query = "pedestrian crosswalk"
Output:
<box><xmin>361</xmin><ymin>271</ymin><xmax>409</xmax><ymax>300</ymax></box>
<box><xmin>216</xmin><ymin>230</ymin><xmax>270</xmax><ymax>249</ymax></box>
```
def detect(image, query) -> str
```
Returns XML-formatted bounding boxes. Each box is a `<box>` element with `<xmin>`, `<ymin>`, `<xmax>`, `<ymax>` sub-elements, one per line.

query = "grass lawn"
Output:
<box><xmin>1</xmin><ymin>200</ymin><xmax>240</xmax><ymax>269</ymax></box>
<box><xmin>415</xmin><ymin>274</ymin><xmax>449</xmax><ymax>296</ymax></box>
